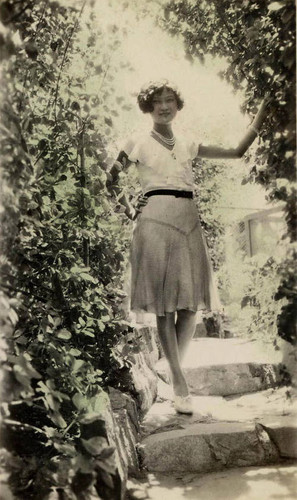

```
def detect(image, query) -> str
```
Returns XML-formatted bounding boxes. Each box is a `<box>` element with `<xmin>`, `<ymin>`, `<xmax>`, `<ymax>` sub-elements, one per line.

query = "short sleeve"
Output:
<box><xmin>121</xmin><ymin>136</ymin><xmax>141</xmax><ymax>163</ymax></box>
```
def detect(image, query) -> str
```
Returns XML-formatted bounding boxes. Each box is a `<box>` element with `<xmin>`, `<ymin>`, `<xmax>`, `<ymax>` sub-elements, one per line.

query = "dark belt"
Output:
<box><xmin>145</xmin><ymin>189</ymin><xmax>193</xmax><ymax>199</ymax></box>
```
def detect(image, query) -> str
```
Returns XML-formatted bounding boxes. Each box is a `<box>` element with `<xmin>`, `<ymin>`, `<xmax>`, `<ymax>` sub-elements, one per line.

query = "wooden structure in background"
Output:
<box><xmin>237</xmin><ymin>205</ymin><xmax>286</xmax><ymax>257</ymax></box>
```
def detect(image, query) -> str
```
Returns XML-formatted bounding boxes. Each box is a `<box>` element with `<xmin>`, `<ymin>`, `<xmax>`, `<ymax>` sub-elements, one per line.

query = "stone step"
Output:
<box><xmin>156</xmin><ymin>338</ymin><xmax>285</xmax><ymax>396</ymax></box>
<box><xmin>139</xmin><ymin>387</ymin><xmax>297</xmax><ymax>473</ymax></box>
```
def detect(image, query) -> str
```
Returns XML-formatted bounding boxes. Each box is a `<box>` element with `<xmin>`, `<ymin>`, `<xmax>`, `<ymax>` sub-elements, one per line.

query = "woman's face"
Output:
<box><xmin>150</xmin><ymin>87</ymin><xmax>178</xmax><ymax>125</ymax></box>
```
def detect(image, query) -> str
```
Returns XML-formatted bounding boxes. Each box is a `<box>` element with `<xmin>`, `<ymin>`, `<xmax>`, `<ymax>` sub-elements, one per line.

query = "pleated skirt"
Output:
<box><xmin>130</xmin><ymin>195</ymin><xmax>221</xmax><ymax>316</ymax></box>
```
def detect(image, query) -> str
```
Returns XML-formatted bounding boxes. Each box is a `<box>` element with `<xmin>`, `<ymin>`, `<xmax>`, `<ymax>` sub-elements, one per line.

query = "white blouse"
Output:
<box><xmin>122</xmin><ymin>133</ymin><xmax>199</xmax><ymax>195</ymax></box>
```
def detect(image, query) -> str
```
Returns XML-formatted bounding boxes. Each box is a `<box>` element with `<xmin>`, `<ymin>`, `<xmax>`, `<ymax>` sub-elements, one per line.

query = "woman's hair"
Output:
<box><xmin>137</xmin><ymin>79</ymin><xmax>184</xmax><ymax>113</ymax></box>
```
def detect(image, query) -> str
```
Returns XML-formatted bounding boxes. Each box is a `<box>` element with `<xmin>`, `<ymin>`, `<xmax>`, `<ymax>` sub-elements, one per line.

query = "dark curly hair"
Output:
<box><xmin>137</xmin><ymin>79</ymin><xmax>184</xmax><ymax>113</ymax></box>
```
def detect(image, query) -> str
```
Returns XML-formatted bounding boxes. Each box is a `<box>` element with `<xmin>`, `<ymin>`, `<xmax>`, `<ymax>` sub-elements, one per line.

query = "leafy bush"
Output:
<box><xmin>193</xmin><ymin>158</ymin><xmax>225</xmax><ymax>272</ymax></box>
<box><xmin>219</xmin><ymin>248</ymin><xmax>289</xmax><ymax>342</ymax></box>
<box><xmin>0</xmin><ymin>1</ymin><xmax>137</xmax><ymax>498</ymax></box>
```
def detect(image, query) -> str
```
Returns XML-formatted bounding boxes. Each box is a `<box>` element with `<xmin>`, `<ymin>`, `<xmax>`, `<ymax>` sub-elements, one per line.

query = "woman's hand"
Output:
<box><xmin>115</xmin><ymin>193</ymin><xmax>148</xmax><ymax>221</ymax></box>
<box><xmin>132</xmin><ymin>194</ymin><xmax>148</xmax><ymax>220</ymax></box>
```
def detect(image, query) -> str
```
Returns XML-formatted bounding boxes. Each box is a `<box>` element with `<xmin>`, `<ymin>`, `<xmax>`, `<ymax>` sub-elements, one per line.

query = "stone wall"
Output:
<box><xmin>105</xmin><ymin>326</ymin><xmax>159</xmax><ymax>499</ymax></box>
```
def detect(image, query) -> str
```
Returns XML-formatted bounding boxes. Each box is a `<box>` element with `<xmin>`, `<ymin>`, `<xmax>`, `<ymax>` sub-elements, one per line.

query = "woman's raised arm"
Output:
<box><xmin>198</xmin><ymin>98</ymin><xmax>268</xmax><ymax>160</ymax></box>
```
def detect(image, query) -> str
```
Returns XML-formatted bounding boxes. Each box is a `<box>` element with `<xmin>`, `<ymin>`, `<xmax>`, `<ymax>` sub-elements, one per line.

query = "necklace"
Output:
<box><xmin>151</xmin><ymin>129</ymin><xmax>176</xmax><ymax>147</ymax></box>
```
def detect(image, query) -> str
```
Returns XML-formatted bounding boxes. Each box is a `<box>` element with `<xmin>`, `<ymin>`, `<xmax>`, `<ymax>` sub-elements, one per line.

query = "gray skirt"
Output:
<box><xmin>130</xmin><ymin>195</ymin><xmax>221</xmax><ymax>316</ymax></box>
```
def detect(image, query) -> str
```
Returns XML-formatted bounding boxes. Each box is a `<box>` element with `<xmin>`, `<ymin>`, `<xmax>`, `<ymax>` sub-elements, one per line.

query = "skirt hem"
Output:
<box><xmin>130</xmin><ymin>304</ymin><xmax>221</xmax><ymax>317</ymax></box>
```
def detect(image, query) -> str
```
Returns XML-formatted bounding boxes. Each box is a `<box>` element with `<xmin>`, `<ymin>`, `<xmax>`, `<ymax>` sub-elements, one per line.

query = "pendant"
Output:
<box><xmin>171</xmin><ymin>152</ymin><xmax>176</xmax><ymax>160</ymax></box>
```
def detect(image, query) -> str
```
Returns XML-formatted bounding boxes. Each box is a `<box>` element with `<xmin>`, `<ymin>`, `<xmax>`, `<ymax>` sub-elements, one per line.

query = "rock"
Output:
<box><xmin>109</xmin><ymin>387</ymin><xmax>139</xmax><ymax>433</ymax></box>
<box><xmin>137</xmin><ymin>337</ymin><xmax>297</xmax><ymax>478</ymax></box>
<box><xmin>260</xmin><ymin>418</ymin><xmax>297</xmax><ymax>459</ymax></box>
<box><xmin>130</xmin><ymin>351</ymin><xmax>158</xmax><ymax>415</ymax></box>
<box><xmin>157</xmin><ymin>361</ymin><xmax>282</xmax><ymax>397</ymax></box>
<box><xmin>109</xmin><ymin>388</ymin><xmax>140</xmax><ymax>472</ymax></box>
<box><xmin>202</xmin><ymin>311</ymin><xmax>224</xmax><ymax>338</ymax></box>
<box><xmin>279</xmin><ymin>339</ymin><xmax>297</xmax><ymax>387</ymax></box>
<box><xmin>140</xmin><ymin>422</ymin><xmax>280</xmax><ymax>473</ymax></box>
<box><xmin>223</xmin><ymin>329</ymin><xmax>235</xmax><ymax>338</ymax></box>
<box><xmin>194</xmin><ymin>322</ymin><xmax>208</xmax><ymax>338</ymax></box>
<box><xmin>156</xmin><ymin>338</ymin><xmax>284</xmax><ymax>396</ymax></box>
<box><xmin>112</xmin><ymin>410</ymin><xmax>140</xmax><ymax>472</ymax></box>
<box><xmin>188</xmin><ymin>363</ymin><xmax>282</xmax><ymax>396</ymax></box>
<box><xmin>136</xmin><ymin>327</ymin><xmax>160</xmax><ymax>369</ymax></box>
<box><xmin>139</xmin><ymin>385</ymin><xmax>297</xmax><ymax>474</ymax></box>
<box><xmin>80</xmin><ymin>394</ymin><xmax>127</xmax><ymax>500</ymax></box>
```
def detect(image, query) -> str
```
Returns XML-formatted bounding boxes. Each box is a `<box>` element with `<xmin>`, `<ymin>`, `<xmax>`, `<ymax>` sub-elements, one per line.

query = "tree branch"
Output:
<box><xmin>53</xmin><ymin>0</ymin><xmax>87</xmax><ymax>121</ymax></box>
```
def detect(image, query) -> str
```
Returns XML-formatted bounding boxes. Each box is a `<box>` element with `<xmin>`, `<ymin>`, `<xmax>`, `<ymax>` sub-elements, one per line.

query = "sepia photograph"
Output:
<box><xmin>0</xmin><ymin>1</ymin><xmax>296</xmax><ymax>499</ymax></box>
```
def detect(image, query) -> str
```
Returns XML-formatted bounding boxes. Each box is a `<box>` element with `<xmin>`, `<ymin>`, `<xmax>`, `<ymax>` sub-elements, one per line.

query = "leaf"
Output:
<box><xmin>81</xmin><ymin>436</ymin><xmax>108</xmax><ymax>456</ymax></box>
<box><xmin>56</xmin><ymin>328</ymin><xmax>72</xmax><ymax>340</ymax></box>
<box><xmin>268</xmin><ymin>2</ymin><xmax>285</xmax><ymax>12</ymax></box>
<box><xmin>98</xmin><ymin>320</ymin><xmax>105</xmax><ymax>332</ymax></box>
<box><xmin>70</xmin><ymin>265</ymin><xmax>90</xmax><ymax>274</ymax></box>
<box><xmin>99</xmin><ymin>446</ymin><xmax>115</xmax><ymax>459</ymax></box>
<box><xmin>98</xmin><ymin>469</ymin><xmax>114</xmax><ymax>489</ymax></box>
<box><xmin>49</xmin><ymin>411</ymin><xmax>67</xmax><ymax>429</ymax></box>
<box><xmin>69</xmin><ymin>348</ymin><xmax>82</xmax><ymax>356</ymax></box>
<box><xmin>74</xmin><ymin>453</ymin><xmax>94</xmax><ymax>474</ymax></box>
<box><xmin>101</xmin><ymin>315</ymin><xmax>110</xmax><ymax>322</ymax></box>
<box><xmin>104</xmin><ymin>117</ymin><xmax>113</xmax><ymax>127</ymax></box>
<box><xmin>83</xmin><ymin>330</ymin><xmax>95</xmax><ymax>338</ymax></box>
<box><xmin>13</xmin><ymin>353</ymin><xmax>41</xmax><ymax>389</ymax></box>
<box><xmin>72</xmin><ymin>359</ymin><xmax>85</xmax><ymax>373</ymax></box>
<box><xmin>72</xmin><ymin>393</ymin><xmax>89</xmax><ymax>410</ymax></box>
<box><xmin>79</xmin><ymin>413</ymin><xmax>105</xmax><ymax>425</ymax></box>
<box><xmin>71</xmin><ymin>101</ymin><xmax>80</xmax><ymax>111</ymax></box>
<box><xmin>80</xmin><ymin>273</ymin><xmax>97</xmax><ymax>283</ymax></box>
<box><xmin>46</xmin><ymin>393</ymin><xmax>60</xmax><ymax>411</ymax></box>
<box><xmin>90</xmin><ymin>391</ymin><xmax>109</xmax><ymax>414</ymax></box>
<box><xmin>97</xmin><ymin>456</ymin><xmax>116</xmax><ymax>475</ymax></box>
<box><xmin>53</xmin><ymin>442</ymin><xmax>76</xmax><ymax>457</ymax></box>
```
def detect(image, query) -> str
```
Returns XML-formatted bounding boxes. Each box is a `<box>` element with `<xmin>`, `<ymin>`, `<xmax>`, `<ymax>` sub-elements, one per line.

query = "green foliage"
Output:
<box><xmin>193</xmin><ymin>158</ymin><xmax>225</xmax><ymax>271</ymax></box>
<box><xmin>219</xmin><ymin>248</ymin><xmax>289</xmax><ymax>341</ymax></box>
<box><xmin>0</xmin><ymin>1</ymin><xmax>137</xmax><ymax>498</ymax></box>
<box><xmin>161</xmin><ymin>0</ymin><xmax>296</xmax><ymax>343</ymax></box>
<box><xmin>244</xmin><ymin>246</ymin><xmax>296</xmax><ymax>346</ymax></box>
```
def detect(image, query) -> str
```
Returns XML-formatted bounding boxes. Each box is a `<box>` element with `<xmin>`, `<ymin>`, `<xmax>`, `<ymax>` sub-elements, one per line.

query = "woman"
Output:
<box><xmin>108</xmin><ymin>79</ymin><xmax>267</xmax><ymax>414</ymax></box>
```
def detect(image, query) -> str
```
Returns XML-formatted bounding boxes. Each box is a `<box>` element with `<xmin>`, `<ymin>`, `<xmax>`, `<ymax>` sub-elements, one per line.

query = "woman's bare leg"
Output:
<box><xmin>176</xmin><ymin>310</ymin><xmax>197</xmax><ymax>363</ymax></box>
<box><xmin>156</xmin><ymin>312</ymin><xmax>189</xmax><ymax>397</ymax></box>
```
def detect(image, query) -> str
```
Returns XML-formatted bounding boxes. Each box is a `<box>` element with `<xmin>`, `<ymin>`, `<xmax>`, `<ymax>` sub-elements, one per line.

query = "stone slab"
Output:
<box><xmin>140</xmin><ymin>422</ymin><xmax>280</xmax><ymax>473</ymax></box>
<box><xmin>140</xmin><ymin>388</ymin><xmax>297</xmax><ymax>473</ymax></box>
<box><xmin>261</xmin><ymin>421</ymin><xmax>297</xmax><ymax>459</ymax></box>
<box><xmin>156</xmin><ymin>338</ymin><xmax>284</xmax><ymax>396</ymax></box>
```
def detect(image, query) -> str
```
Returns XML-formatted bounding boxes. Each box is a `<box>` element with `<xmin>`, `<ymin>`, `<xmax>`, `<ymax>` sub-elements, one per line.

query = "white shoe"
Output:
<box><xmin>174</xmin><ymin>395</ymin><xmax>193</xmax><ymax>415</ymax></box>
